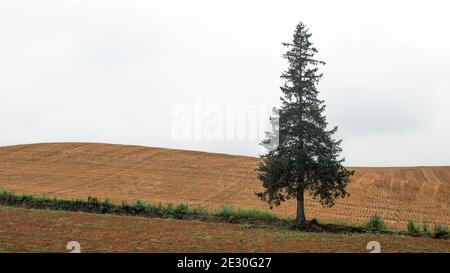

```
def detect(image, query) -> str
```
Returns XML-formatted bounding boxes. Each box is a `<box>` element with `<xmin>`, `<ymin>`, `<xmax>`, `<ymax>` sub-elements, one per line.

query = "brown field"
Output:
<box><xmin>0</xmin><ymin>142</ymin><xmax>449</xmax><ymax>230</ymax></box>
<box><xmin>0</xmin><ymin>206</ymin><xmax>448</xmax><ymax>253</ymax></box>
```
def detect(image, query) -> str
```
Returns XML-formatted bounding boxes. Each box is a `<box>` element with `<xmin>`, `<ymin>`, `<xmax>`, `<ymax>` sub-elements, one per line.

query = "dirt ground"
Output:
<box><xmin>0</xmin><ymin>143</ymin><xmax>449</xmax><ymax>230</ymax></box>
<box><xmin>0</xmin><ymin>206</ymin><xmax>448</xmax><ymax>253</ymax></box>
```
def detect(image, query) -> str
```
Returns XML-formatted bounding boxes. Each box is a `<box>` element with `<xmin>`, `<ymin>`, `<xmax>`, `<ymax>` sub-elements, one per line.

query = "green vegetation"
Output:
<box><xmin>0</xmin><ymin>188</ymin><xmax>203</xmax><ymax>219</ymax></box>
<box><xmin>406</xmin><ymin>220</ymin><xmax>448</xmax><ymax>239</ymax></box>
<box><xmin>0</xmin><ymin>188</ymin><xmax>448</xmax><ymax>239</ymax></box>
<box><xmin>364</xmin><ymin>214</ymin><xmax>386</xmax><ymax>233</ymax></box>
<box><xmin>407</xmin><ymin>220</ymin><xmax>421</xmax><ymax>236</ymax></box>
<box><xmin>0</xmin><ymin>188</ymin><xmax>274</xmax><ymax>222</ymax></box>
<box><xmin>433</xmin><ymin>223</ymin><xmax>449</xmax><ymax>239</ymax></box>
<box><xmin>422</xmin><ymin>222</ymin><xmax>432</xmax><ymax>237</ymax></box>
<box><xmin>213</xmin><ymin>204</ymin><xmax>278</xmax><ymax>221</ymax></box>
<box><xmin>257</xmin><ymin>21</ymin><xmax>354</xmax><ymax>227</ymax></box>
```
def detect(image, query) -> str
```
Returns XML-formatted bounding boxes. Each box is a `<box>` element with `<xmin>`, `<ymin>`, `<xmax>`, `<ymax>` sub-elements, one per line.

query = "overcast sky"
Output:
<box><xmin>0</xmin><ymin>0</ymin><xmax>449</xmax><ymax>166</ymax></box>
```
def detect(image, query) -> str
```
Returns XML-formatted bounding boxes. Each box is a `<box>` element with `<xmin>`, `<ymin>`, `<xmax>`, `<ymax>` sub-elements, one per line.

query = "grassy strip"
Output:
<box><xmin>214</xmin><ymin>204</ymin><xmax>279</xmax><ymax>221</ymax></box>
<box><xmin>0</xmin><ymin>188</ymin><xmax>278</xmax><ymax>222</ymax></box>
<box><xmin>0</xmin><ymin>188</ymin><xmax>448</xmax><ymax>238</ymax></box>
<box><xmin>406</xmin><ymin>219</ymin><xmax>449</xmax><ymax>239</ymax></box>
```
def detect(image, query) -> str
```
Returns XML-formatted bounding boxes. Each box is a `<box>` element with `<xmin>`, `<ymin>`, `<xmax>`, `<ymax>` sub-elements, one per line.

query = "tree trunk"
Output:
<box><xmin>296</xmin><ymin>190</ymin><xmax>306</xmax><ymax>227</ymax></box>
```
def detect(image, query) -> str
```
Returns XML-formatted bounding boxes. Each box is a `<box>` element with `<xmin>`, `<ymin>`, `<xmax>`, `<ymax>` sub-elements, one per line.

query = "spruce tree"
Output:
<box><xmin>257</xmin><ymin>22</ymin><xmax>354</xmax><ymax>227</ymax></box>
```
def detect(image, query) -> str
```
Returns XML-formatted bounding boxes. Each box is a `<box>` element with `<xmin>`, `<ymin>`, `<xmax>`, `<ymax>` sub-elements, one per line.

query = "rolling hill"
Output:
<box><xmin>0</xmin><ymin>142</ymin><xmax>448</xmax><ymax>229</ymax></box>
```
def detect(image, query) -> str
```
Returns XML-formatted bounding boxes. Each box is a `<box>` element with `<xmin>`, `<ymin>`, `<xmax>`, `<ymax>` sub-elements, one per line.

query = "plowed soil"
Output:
<box><xmin>0</xmin><ymin>143</ymin><xmax>449</xmax><ymax>229</ymax></box>
<box><xmin>0</xmin><ymin>206</ymin><xmax>448</xmax><ymax>253</ymax></box>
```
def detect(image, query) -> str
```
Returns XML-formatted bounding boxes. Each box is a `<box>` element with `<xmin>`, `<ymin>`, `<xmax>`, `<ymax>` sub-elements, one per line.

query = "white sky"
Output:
<box><xmin>0</xmin><ymin>0</ymin><xmax>449</xmax><ymax>166</ymax></box>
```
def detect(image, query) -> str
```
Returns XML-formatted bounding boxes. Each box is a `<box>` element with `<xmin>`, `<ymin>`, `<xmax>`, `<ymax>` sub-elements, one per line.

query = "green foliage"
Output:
<box><xmin>120</xmin><ymin>201</ymin><xmax>131</xmax><ymax>212</ymax></box>
<box><xmin>133</xmin><ymin>200</ymin><xmax>148</xmax><ymax>213</ymax></box>
<box><xmin>364</xmin><ymin>214</ymin><xmax>386</xmax><ymax>233</ymax></box>
<box><xmin>213</xmin><ymin>205</ymin><xmax>278</xmax><ymax>221</ymax></box>
<box><xmin>406</xmin><ymin>220</ymin><xmax>421</xmax><ymax>236</ymax></box>
<box><xmin>422</xmin><ymin>221</ymin><xmax>432</xmax><ymax>237</ymax></box>
<box><xmin>1</xmin><ymin>188</ymin><xmax>446</xmax><ymax>240</ymax></box>
<box><xmin>190</xmin><ymin>206</ymin><xmax>208</xmax><ymax>215</ymax></box>
<box><xmin>0</xmin><ymin>189</ymin><xmax>277</xmax><ymax>222</ymax></box>
<box><xmin>433</xmin><ymin>223</ymin><xmax>449</xmax><ymax>239</ymax></box>
<box><xmin>174</xmin><ymin>203</ymin><xmax>189</xmax><ymax>216</ymax></box>
<box><xmin>165</xmin><ymin>203</ymin><xmax>174</xmax><ymax>214</ymax></box>
<box><xmin>256</xmin><ymin>21</ymin><xmax>354</xmax><ymax>225</ymax></box>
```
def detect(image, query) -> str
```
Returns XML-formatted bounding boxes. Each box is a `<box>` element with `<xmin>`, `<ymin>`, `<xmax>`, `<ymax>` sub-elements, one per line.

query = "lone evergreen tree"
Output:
<box><xmin>257</xmin><ymin>22</ymin><xmax>354</xmax><ymax>227</ymax></box>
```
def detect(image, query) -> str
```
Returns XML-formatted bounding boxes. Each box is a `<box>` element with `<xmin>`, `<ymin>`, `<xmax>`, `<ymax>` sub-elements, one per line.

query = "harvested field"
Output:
<box><xmin>0</xmin><ymin>206</ymin><xmax>448</xmax><ymax>253</ymax></box>
<box><xmin>0</xmin><ymin>143</ymin><xmax>449</xmax><ymax>230</ymax></box>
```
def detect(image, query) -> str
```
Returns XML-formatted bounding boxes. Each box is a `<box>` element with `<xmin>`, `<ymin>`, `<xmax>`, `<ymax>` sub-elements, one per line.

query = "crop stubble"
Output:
<box><xmin>0</xmin><ymin>143</ymin><xmax>449</xmax><ymax>230</ymax></box>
